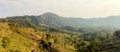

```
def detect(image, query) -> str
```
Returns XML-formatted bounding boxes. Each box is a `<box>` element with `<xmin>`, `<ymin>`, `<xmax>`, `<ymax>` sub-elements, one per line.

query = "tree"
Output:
<box><xmin>113</xmin><ymin>30</ymin><xmax>120</xmax><ymax>37</ymax></box>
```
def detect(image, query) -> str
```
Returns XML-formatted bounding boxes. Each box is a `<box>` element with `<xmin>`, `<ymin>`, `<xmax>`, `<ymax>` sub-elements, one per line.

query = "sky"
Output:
<box><xmin>0</xmin><ymin>0</ymin><xmax>120</xmax><ymax>18</ymax></box>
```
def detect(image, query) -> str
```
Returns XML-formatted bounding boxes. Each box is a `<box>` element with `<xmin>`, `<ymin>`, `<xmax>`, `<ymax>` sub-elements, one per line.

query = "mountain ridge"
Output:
<box><xmin>1</xmin><ymin>12</ymin><xmax>120</xmax><ymax>28</ymax></box>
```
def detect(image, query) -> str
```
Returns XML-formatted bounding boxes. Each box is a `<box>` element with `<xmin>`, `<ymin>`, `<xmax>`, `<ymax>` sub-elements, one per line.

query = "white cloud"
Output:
<box><xmin>0</xmin><ymin>0</ymin><xmax>120</xmax><ymax>18</ymax></box>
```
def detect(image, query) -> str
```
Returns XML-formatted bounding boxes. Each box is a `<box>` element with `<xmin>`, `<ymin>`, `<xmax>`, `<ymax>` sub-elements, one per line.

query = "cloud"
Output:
<box><xmin>0</xmin><ymin>0</ymin><xmax>120</xmax><ymax>18</ymax></box>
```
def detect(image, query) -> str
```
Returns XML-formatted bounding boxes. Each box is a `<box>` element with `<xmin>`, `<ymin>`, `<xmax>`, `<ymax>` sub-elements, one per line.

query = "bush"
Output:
<box><xmin>114</xmin><ymin>30</ymin><xmax>120</xmax><ymax>37</ymax></box>
<box><xmin>2</xmin><ymin>37</ymin><xmax>10</xmax><ymax>48</ymax></box>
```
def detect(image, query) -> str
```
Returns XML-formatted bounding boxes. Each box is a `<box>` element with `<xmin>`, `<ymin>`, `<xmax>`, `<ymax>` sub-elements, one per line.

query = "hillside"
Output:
<box><xmin>0</xmin><ymin>23</ymin><xmax>78</xmax><ymax>52</ymax></box>
<box><xmin>0</xmin><ymin>12</ymin><xmax>120</xmax><ymax>52</ymax></box>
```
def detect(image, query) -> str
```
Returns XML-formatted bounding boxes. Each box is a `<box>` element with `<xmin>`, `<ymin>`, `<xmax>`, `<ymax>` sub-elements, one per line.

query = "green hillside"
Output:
<box><xmin>0</xmin><ymin>23</ymin><xmax>77</xmax><ymax>52</ymax></box>
<box><xmin>0</xmin><ymin>12</ymin><xmax>120</xmax><ymax>52</ymax></box>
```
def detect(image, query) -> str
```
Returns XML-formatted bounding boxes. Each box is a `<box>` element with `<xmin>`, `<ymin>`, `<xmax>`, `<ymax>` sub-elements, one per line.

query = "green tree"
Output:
<box><xmin>113</xmin><ymin>30</ymin><xmax>120</xmax><ymax>37</ymax></box>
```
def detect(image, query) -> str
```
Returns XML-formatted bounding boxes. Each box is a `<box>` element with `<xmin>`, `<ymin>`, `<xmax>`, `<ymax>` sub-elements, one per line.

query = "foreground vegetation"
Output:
<box><xmin>0</xmin><ymin>23</ymin><xmax>119</xmax><ymax>52</ymax></box>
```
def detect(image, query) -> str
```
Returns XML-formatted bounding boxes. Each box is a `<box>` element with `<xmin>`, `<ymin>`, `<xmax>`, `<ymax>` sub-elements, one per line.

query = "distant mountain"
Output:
<box><xmin>1</xmin><ymin>12</ymin><xmax>120</xmax><ymax>28</ymax></box>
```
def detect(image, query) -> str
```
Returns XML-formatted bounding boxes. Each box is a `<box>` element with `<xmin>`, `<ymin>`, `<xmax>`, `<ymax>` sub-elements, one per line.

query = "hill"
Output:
<box><xmin>0</xmin><ymin>12</ymin><xmax>120</xmax><ymax>52</ymax></box>
<box><xmin>1</xmin><ymin>12</ymin><xmax>120</xmax><ymax>28</ymax></box>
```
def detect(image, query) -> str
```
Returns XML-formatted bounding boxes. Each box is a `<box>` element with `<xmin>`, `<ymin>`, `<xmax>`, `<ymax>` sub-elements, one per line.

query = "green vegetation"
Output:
<box><xmin>0</xmin><ymin>13</ymin><xmax>120</xmax><ymax>52</ymax></box>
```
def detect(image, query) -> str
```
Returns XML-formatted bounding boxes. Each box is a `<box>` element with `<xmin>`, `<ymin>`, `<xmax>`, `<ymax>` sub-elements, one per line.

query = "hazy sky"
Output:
<box><xmin>0</xmin><ymin>0</ymin><xmax>120</xmax><ymax>18</ymax></box>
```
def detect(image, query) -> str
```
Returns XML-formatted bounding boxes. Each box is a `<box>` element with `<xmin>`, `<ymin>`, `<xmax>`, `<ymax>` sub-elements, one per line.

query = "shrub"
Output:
<box><xmin>2</xmin><ymin>37</ymin><xmax>10</xmax><ymax>48</ymax></box>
